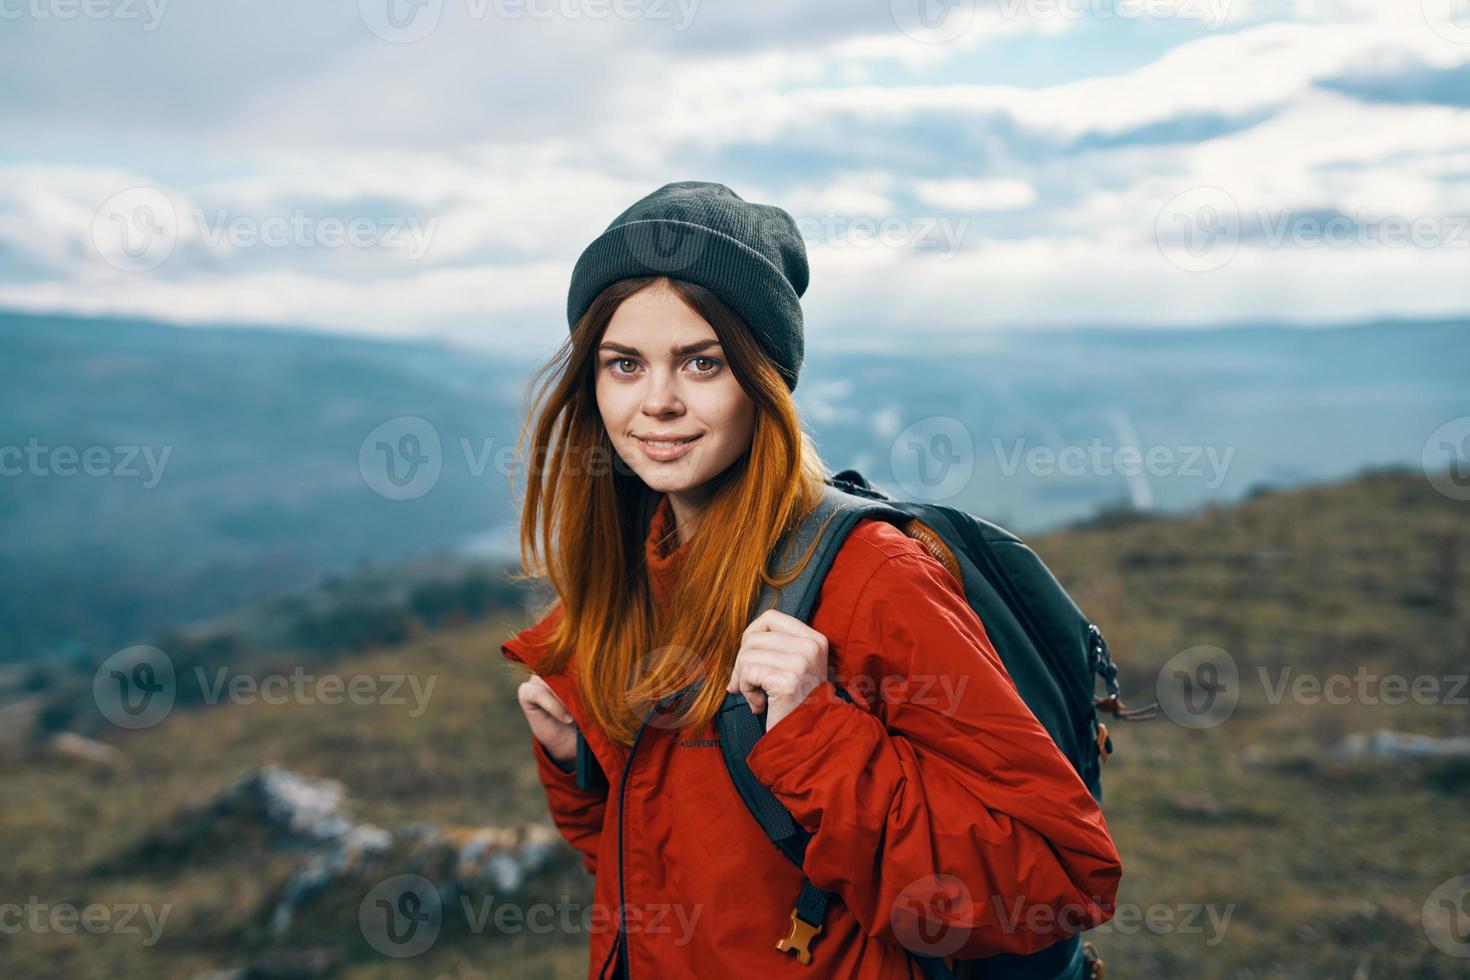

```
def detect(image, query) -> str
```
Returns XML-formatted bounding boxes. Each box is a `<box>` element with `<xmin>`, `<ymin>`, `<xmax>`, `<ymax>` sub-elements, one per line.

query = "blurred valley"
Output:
<box><xmin>1</xmin><ymin>310</ymin><xmax>1465</xmax><ymax>666</ymax></box>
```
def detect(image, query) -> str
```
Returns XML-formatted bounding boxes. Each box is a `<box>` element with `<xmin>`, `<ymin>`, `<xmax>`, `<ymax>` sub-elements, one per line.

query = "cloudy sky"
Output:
<box><xmin>2</xmin><ymin>0</ymin><xmax>1468</xmax><ymax>355</ymax></box>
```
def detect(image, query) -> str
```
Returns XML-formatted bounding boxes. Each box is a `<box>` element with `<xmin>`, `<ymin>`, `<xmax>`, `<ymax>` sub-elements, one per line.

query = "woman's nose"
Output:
<box><xmin>641</xmin><ymin>368</ymin><xmax>683</xmax><ymax>414</ymax></box>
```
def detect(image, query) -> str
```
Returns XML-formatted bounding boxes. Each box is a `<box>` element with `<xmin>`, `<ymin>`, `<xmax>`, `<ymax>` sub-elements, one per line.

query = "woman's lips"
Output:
<box><xmin>637</xmin><ymin>434</ymin><xmax>701</xmax><ymax>462</ymax></box>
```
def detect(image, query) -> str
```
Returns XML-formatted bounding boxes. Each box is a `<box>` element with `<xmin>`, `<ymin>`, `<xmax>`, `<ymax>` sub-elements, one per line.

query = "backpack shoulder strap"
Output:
<box><xmin>755</xmin><ymin>480</ymin><xmax>908</xmax><ymax>621</ymax></box>
<box><xmin>716</xmin><ymin>481</ymin><xmax>956</xmax><ymax>978</ymax></box>
<box><xmin>718</xmin><ymin>480</ymin><xmax>900</xmax><ymax>860</ymax></box>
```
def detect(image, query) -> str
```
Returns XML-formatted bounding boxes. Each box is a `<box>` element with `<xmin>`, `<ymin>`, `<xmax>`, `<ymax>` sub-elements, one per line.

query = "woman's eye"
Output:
<box><xmin>606</xmin><ymin>356</ymin><xmax>720</xmax><ymax>376</ymax></box>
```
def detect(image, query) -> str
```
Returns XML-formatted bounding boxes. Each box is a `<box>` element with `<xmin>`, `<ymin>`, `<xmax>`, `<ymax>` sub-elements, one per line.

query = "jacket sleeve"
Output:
<box><xmin>743</xmin><ymin>550</ymin><xmax>1122</xmax><ymax>959</ymax></box>
<box><xmin>527</xmin><ymin>728</ymin><xmax>608</xmax><ymax>877</ymax></box>
<box><xmin>502</xmin><ymin>607</ymin><xmax>608</xmax><ymax>879</ymax></box>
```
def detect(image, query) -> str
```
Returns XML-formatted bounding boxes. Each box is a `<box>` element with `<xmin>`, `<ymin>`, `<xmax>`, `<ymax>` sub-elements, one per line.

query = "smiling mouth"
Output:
<box><xmin>635</xmin><ymin>434</ymin><xmax>702</xmax><ymax>461</ymax></box>
<box><xmin>637</xmin><ymin>436</ymin><xmax>701</xmax><ymax>447</ymax></box>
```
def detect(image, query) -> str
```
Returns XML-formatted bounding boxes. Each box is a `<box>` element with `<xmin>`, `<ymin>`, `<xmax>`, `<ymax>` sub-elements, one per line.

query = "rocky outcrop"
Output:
<box><xmin>98</xmin><ymin>764</ymin><xmax>575</xmax><ymax>979</ymax></box>
<box><xmin>1331</xmin><ymin>729</ymin><xmax>1470</xmax><ymax>762</ymax></box>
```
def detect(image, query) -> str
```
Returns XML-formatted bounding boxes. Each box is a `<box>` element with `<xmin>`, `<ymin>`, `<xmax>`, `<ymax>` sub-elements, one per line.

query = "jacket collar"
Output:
<box><xmin>644</xmin><ymin>492</ymin><xmax>689</xmax><ymax>610</ymax></box>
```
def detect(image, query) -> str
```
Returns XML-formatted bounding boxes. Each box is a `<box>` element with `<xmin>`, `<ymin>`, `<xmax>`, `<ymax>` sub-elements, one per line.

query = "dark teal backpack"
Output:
<box><xmin>714</xmin><ymin>470</ymin><xmax>1154</xmax><ymax>980</ymax></box>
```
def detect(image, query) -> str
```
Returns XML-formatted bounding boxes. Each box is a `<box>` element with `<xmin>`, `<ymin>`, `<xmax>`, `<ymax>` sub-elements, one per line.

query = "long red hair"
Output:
<box><xmin>506</xmin><ymin>275</ymin><xmax>833</xmax><ymax>746</ymax></box>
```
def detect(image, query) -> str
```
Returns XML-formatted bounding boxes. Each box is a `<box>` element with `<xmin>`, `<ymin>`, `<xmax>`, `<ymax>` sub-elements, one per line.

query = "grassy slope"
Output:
<box><xmin>1051</xmin><ymin>468</ymin><xmax>1470</xmax><ymax>979</ymax></box>
<box><xmin>3</xmin><ymin>467</ymin><xmax>1467</xmax><ymax>979</ymax></box>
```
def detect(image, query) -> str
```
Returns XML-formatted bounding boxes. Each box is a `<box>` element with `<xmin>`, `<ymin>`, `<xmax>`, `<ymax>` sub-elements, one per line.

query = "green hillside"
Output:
<box><xmin>2</xmin><ymin>466</ymin><xmax>1467</xmax><ymax>979</ymax></box>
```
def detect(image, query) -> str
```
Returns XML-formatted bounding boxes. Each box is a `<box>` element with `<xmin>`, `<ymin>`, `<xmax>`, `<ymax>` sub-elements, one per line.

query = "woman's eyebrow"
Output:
<box><xmin>598</xmin><ymin>340</ymin><xmax>723</xmax><ymax>357</ymax></box>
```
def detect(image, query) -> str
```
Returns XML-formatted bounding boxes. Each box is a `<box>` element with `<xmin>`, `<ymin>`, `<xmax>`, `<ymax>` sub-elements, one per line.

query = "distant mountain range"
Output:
<box><xmin>1</xmin><ymin>309</ymin><xmax>1464</xmax><ymax>662</ymax></box>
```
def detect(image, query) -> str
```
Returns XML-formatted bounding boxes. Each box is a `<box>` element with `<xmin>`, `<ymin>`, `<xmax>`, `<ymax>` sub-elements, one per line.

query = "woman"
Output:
<box><xmin>503</xmin><ymin>181</ymin><xmax>1122</xmax><ymax>979</ymax></box>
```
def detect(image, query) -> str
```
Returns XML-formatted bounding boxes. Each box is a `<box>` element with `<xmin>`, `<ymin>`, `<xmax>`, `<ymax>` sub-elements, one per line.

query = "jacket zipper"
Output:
<box><xmin>607</xmin><ymin>710</ymin><xmax>655</xmax><ymax>980</ymax></box>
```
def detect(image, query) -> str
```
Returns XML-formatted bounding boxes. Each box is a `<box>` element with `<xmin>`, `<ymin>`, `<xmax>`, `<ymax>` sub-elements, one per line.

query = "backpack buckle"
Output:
<box><xmin>776</xmin><ymin>907</ymin><xmax>822</xmax><ymax>965</ymax></box>
<box><xmin>1094</xmin><ymin>693</ymin><xmax>1159</xmax><ymax>721</ymax></box>
<box><xmin>1083</xmin><ymin>940</ymin><xmax>1106</xmax><ymax>978</ymax></box>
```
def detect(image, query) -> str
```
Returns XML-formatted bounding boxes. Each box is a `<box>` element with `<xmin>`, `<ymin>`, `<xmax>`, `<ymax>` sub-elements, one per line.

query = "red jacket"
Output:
<box><xmin>502</xmin><ymin>494</ymin><xmax>1121</xmax><ymax>978</ymax></box>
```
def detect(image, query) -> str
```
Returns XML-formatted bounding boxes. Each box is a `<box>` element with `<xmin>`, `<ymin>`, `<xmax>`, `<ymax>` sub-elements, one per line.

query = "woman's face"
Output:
<box><xmin>595</xmin><ymin>284</ymin><xmax>755</xmax><ymax>519</ymax></box>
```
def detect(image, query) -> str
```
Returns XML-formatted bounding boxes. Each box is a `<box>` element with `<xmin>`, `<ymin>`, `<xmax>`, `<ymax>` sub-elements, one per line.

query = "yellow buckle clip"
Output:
<box><xmin>776</xmin><ymin>907</ymin><xmax>822</xmax><ymax>965</ymax></box>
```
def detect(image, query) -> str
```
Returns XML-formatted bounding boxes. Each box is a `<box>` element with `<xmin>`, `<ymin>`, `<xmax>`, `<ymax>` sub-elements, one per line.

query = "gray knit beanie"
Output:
<box><xmin>566</xmin><ymin>180</ymin><xmax>809</xmax><ymax>392</ymax></box>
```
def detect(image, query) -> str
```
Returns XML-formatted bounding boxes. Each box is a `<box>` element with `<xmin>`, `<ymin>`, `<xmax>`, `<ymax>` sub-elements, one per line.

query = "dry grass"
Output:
<box><xmin>3</xmin><ymin>468</ymin><xmax>1467</xmax><ymax>978</ymax></box>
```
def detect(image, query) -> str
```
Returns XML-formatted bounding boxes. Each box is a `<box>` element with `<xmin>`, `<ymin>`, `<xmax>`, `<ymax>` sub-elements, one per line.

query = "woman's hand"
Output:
<box><xmin>726</xmin><ymin>608</ymin><xmax>830</xmax><ymax>731</ymax></box>
<box><xmin>517</xmin><ymin>674</ymin><xmax>577</xmax><ymax>766</ymax></box>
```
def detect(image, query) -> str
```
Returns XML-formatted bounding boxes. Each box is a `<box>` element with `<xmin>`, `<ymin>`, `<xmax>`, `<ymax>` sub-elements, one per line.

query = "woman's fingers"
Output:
<box><xmin>731</xmin><ymin>667</ymin><xmax>768</xmax><ymax>713</ymax></box>
<box><xmin>516</xmin><ymin>675</ymin><xmax>578</xmax><ymax>765</ymax></box>
<box><xmin>727</xmin><ymin>651</ymin><xmax>805</xmax><ymax>712</ymax></box>
<box><xmin>744</xmin><ymin>607</ymin><xmax>814</xmax><ymax>639</ymax></box>
<box><xmin>518</xmin><ymin>674</ymin><xmax>573</xmax><ymax>725</ymax></box>
<box><xmin>732</xmin><ymin>634</ymin><xmax>814</xmax><ymax>667</ymax></box>
<box><xmin>729</xmin><ymin>616</ymin><xmax>832</xmax><ymax>725</ymax></box>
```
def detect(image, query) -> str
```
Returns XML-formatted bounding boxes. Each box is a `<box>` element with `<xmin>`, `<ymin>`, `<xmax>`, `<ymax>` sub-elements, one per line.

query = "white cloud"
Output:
<box><xmin>803</xmin><ymin>230</ymin><xmax>1470</xmax><ymax>334</ymax></box>
<box><xmin>915</xmin><ymin>177</ymin><xmax>1038</xmax><ymax>211</ymax></box>
<box><xmin>0</xmin><ymin>261</ymin><xmax>569</xmax><ymax>345</ymax></box>
<box><xmin>1</xmin><ymin>0</ymin><xmax>1467</xmax><ymax>339</ymax></box>
<box><xmin>826</xmin><ymin>7</ymin><xmax>1074</xmax><ymax>69</ymax></box>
